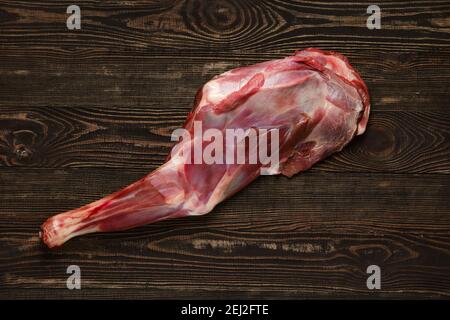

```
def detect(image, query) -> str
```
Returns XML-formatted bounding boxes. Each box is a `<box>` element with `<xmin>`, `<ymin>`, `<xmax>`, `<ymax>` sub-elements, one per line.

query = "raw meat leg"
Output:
<box><xmin>41</xmin><ymin>48</ymin><xmax>370</xmax><ymax>248</ymax></box>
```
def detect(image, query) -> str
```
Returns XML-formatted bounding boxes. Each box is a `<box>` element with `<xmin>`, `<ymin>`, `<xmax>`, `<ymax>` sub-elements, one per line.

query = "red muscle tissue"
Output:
<box><xmin>41</xmin><ymin>48</ymin><xmax>370</xmax><ymax>248</ymax></box>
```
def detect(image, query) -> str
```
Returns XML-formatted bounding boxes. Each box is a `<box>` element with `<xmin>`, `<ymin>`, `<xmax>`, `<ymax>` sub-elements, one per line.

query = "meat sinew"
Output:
<box><xmin>41</xmin><ymin>48</ymin><xmax>370</xmax><ymax>248</ymax></box>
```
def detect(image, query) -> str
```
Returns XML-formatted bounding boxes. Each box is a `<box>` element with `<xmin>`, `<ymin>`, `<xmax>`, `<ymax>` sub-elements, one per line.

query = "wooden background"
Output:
<box><xmin>0</xmin><ymin>0</ymin><xmax>449</xmax><ymax>299</ymax></box>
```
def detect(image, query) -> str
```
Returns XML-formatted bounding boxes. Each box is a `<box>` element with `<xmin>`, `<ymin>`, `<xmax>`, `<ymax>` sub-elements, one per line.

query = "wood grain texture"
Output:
<box><xmin>0</xmin><ymin>0</ymin><xmax>449</xmax><ymax>299</ymax></box>
<box><xmin>1</xmin><ymin>0</ymin><xmax>449</xmax><ymax>53</ymax></box>
<box><xmin>1</xmin><ymin>169</ymin><xmax>450</xmax><ymax>299</ymax></box>
<box><xmin>0</xmin><ymin>52</ymin><xmax>449</xmax><ymax>110</ymax></box>
<box><xmin>0</xmin><ymin>1</ymin><xmax>449</xmax><ymax>110</ymax></box>
<box><xmin>1</xmin><ymin>107</ymin><xmax>449</xmax><ymax>173</ymax></box>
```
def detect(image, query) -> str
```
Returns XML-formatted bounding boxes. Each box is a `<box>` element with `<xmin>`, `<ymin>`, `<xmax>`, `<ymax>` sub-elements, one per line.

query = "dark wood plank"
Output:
<box><xmin>0</xmin><ymin>1</ymin><xmax>449</xmax><ymax>110</ymax></box>
<box><xmin>0</xmin><ymin>51</ymin><xmax>449</xmax><ymax>111</ymax></box>
<box><xmin>0</xmin><ymin>0</ymin><xmax>449</xmax><ymax>300</ymax></box>
<box><xmin>0</xmin><ymin>168</ymin><xmax>449</xmax><ymax>299</ymax></box>
<box><xmin>1</xmin><ymin>107</ymin><xmax>449</xmax><ymax>173</ymax></box>
<box><xmin>0</xmin><ymin>0</ymin><xmax>449</xmax><ymax>54</ymax></box>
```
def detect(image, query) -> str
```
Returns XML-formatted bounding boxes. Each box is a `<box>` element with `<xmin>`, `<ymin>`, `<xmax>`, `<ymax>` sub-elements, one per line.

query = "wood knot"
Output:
<box><xmin>184</xmin><ymin>0</ymin><xmax>281</xmax><ymax>44</ymax></box>
<box><xmin>14</xmin><ymin>144</ymin><xmax>32</xmax><ymax>160</ymax></box>
<box><xmin>187</xmin><ymin>0</ymin><xmax>240</xmax><ymax>35</ymax></box>
<box><xmin>0</xmin><ymin>116</ymin><xmax>43</xmax><ymax>166</ymax></box>
<box><xmin>207</xmin><ymin>1</ymin><xmax>237</xmax><ymax>28</ymax></box>
<box><xmin>362</xmin><ymin>124</ymin><xmax>395</xmax><ymax>158</ymax></box>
